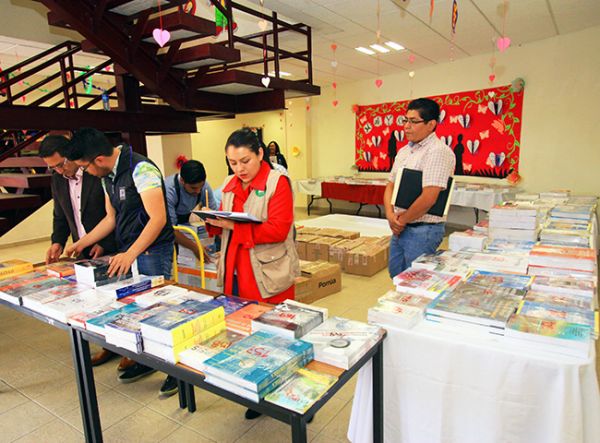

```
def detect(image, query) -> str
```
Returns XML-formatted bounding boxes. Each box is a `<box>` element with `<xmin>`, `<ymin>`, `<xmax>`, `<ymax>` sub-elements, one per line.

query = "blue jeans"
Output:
<box><xmin>136</xmin><ymin>242</ymin><xmax>174</xmax><ymax>279</ymax></box>
<box><xmin>388</xmin><ymin>223</ymin><xmax>446</xmax><ymax>278</ymax></box>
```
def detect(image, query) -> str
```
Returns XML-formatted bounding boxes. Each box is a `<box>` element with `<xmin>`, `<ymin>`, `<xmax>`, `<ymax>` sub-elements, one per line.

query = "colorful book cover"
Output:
<box><xmin>378</xmin><ymin>290</ymin><xmax>431</xmax><ymax>311</ymax></box>
<box><xmin>86</xmin><ymin>303</ymin><xmax>142</xmax><ymax>335</ymax></box>
<box><xmin>226</xmin><ymin>304</ymin><xmax>273</xmax><ymax>335</ymax></box>
<box><xmin>98</xmin><ymin>275</ymin><xmax>165</xmax><ymax>299</ymax></box>
<box><xmin>466</xmin><ymin>270</ymin><xmax>532</xmax><ymax>291</ymax></box>
<box><xmin>134</xmin><ymin>285</ymin><xmax>190</xmax><ymax>308</ymax></box>
<box><xmin>46</xmin><ymin>261</ymin><xmax>76</xmax><ymax>278</ymax></box>
<box><xmin>179</xmin><ymin>329</ymin><xmax>246</xmax><ymax>371</ymax></box>
<box><xmin>517</xmin><ymin>301</ymin><xmax>595</xmax><ymax>329</ymax></box>
<box><xmin>265</xmin><ymin>368</ymin><xmax>338</xmax><ymax>413</ymax></box>
<box><xmin>0</xmin><ymin>259</ymin><xmax>34</xmax><ymax>280</ymax></box>
<box><xmin>506</xmin><ymin>314</ymin><xmax>591</xmax><ymax>344</ymax></box>
<box><xmin>206</xmin><ymin>295</ymin><xmax>256</xmax><ymax>316</ymax></box>
<box><xmin>523</xmin><ymin>291</ymin><xmax>593</xmax><ymax>311</ymax></box>
<box><xmin>531</xmin><ymin>275</ymin><xmax>596</xmax><ymax>297</ymax></box>
<box><xmin>202</xmin><ymin>331</ymin><xmax>313</xmax><ymax>392</ymax></box>
<box><xmin>393</xmin><ymin>268</ymin><xmax>462</xmax><ymax>298</ymax></box>
<box><xmin>252</xmin><ymin>304</ymin><xmax>324</xmax><ymax>338</ymax></box>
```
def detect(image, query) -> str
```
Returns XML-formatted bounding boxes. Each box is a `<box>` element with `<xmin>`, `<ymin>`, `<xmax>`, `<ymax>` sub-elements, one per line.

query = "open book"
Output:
<box><xmin>193</xmin><ymin>210</ymin><xmax>262</xmax><ymax>224</ymax></box>
<box><xmin>391</xmin><ymin>168</ymin><xmax>454</xmax><ymax>217</ymax></box>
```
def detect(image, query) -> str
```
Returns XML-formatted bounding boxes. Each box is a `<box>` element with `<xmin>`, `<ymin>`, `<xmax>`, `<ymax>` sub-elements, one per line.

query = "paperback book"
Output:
<box><xmin>368</xmin><ymin>302</ymin><xmax>421</xmax><ymax>329</ymax></box>
<box><xmin>206</xmin><ymin>295</ymin><xmax>257</xmax><ymax>316</ymax></box>
<box><xmin>46</xmin><ymin>261</ymin><xmax>76</xmax><ymax>278</ymax></box>
<box><xmin>0</xmin><ymin>273</ymin><xmax>70</xmax><ymax>305</ymax></box>
<box><xmin>392</xmin><ymin>268</ymin><xmax>462</xmax><ymax>298</ymax></box>
<box><xmin>0</xmin><ymin>259</ymin><xmax>34</xmax><ymax>280</ymax></box>
<box><xmin>265</xmin><ymin>368</ymin><xmax>338</xmax><ymax>413</ymax></box>
<box><xmin>97</xmin><ymin>275</ymin><xmax>165</xmax><ymax>299</ymax></box>
<box><xmin>85</xmin><ymin>302</ymin><xmax>143</xmax><ymax>336</ymax></box>
<box><xmin>466</xmin><ymin>270</ymin><xmax>533</xmax><ymax>291</ymax></box>
<box><xmin>178</xmin><ymin>329</ymin><xmax>246</xmax><ymax>371</ymax></box>
<box><xmin>531</xmin><ymin>275</ymin><xmax>596</xmax><ymax>298</ymax></box>
<box><xmin>251</xmin><ymin>303</ymin><xmax>325</xmax><ymax>339</ymax></box>
<box><xmin>133</xmin><ymin>285</ymin><xmax>190</xmax><ymax>308</ymax></box>
<box><xmin>226</xmin><ymin>304</ymin><xmax>273</xmax><ymax>335</ymax></box>
<box><xmin>74</xmin><ymin>256</ymin><xmax>136</xmax><ymax>287</ymax></box>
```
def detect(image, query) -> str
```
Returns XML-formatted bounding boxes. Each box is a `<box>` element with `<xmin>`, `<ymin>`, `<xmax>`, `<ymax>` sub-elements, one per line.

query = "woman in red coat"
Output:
<box><xmin>206</xmin><ymin>128</ymin><xmax>297</xmax><ymax>304</ymax></box>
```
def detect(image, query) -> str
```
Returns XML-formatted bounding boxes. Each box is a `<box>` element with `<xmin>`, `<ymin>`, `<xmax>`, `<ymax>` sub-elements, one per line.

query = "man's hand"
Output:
<box><xmin>46</xmin><ymin>243</ymin><xmax>63</xmax><ymax>264</ymax></box>
<box><xmin>89</xmin><ymin>244</ymin><xmax>104</xmax><ymax>259</ymax></box>
<box><xmin>386</xmin><ymin>212</ymin><xmax>405</xmax><ymax>236</ymax></box>
<box><xmin>108</xmin><ymin>251</ymin><xmax>136</xmax><ymax>278</ymax></box>
<box><xmin>205</xmin><ymin>217</ymin><xmax>234</xmax><ymax>231</ymax></box>
<box><xmin>65</xmin><ymin>241</ymin><xmax>85</xmax><ymax>258</ymax></box>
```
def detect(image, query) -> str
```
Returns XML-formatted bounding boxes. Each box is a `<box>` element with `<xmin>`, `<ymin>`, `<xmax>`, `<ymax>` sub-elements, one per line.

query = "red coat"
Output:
<box><xmin>209</xmin><ymin>161</ymin><xmax>295</xmax><ymax>303</ymax></box>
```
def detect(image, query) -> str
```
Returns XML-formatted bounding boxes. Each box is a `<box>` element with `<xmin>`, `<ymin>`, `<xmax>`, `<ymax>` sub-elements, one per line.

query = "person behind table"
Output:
<box><xmin>64</xmin><ymin>128</ymin><xmax>179</xmax><ymax>396</ymax></box>
<box><xmin>383</xmin><ymin>98</ymin><xmax>455</xmax><ymax>278</ymax></box>
<box><xmin>205</xmin><ymin>128</ymin><xmax>299</xmax><ymax>419</ymax></box>
<box><xmin>165</xmin><ymin>159</ymin><xmax>218</xmax><ymax>257</ymax></box>
<box><xmin>267</xmin><ymin>140</ymin><xmax>288</xmax><ymax>170</ymax></box>
<box><xmin>261</xmin><ymin>141</ymin><xmax>288</xmax><ymax>176</ymax></box>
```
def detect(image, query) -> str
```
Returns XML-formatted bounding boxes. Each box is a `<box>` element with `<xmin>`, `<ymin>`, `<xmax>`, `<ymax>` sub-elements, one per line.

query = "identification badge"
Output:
<box><xmin>255</xmin><ymin>190</ymin><xmax>265</xmax><ymax>197</ymax></box>
<box><xmin>119</xmin><ymin>187</ymin><xmax>126</xmax><ymax>201</ymax></box>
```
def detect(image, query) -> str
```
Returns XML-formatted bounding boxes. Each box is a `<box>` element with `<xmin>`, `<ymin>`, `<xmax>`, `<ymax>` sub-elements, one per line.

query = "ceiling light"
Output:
<box><xmin>385</xmin><ymin>41</ymin><xmax>405</xmax><ymax>51</ymax></box>
<box><xmin>268</xmin><ymin>71</ymin><xmax>292</xmax><ymax>77</ymax></box>
<box><xmin>370</xmin><ymin>44</ymin><xmax>390</xmax><ymax>53</ymax></box>
<box><xmin>355</xmin><ymin>46</ymin><xmax>376</xmax><ymax>55</ymax></box>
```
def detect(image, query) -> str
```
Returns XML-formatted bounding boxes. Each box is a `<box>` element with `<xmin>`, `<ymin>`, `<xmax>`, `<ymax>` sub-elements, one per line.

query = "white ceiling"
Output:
<box><xmin>0</xmin><ymin>0</ymin><xmax>599</xmax><ymax>87</ymax></box>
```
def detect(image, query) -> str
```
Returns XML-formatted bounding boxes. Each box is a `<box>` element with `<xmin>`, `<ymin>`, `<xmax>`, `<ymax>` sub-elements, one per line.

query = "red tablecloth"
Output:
<box><xmin>321</xmin><ymin>181</ymin><xmax>386</xmax><ymax>205</ymax></box>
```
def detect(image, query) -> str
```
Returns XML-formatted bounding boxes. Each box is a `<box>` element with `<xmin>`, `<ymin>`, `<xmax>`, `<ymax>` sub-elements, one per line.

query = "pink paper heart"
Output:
<box><xmin>488</xmin><ymin>74</ymin><xmax>496</xmax><ymax>82</ymax></box>
<box><xmin>332</xmin><ymin>82</ymin><xmax>337</xmax><ymax>89</ymax></box>
<box><xmin>375</xmin><ymin>79</ymin><xmax>383</xmax><ymax>88</ymax></box>
<box><xmin>408</xmin><ymin>54</ymin><xmax>416</xmax><ymax>63</ymax></box>
<box><xmin>496</xmin><ymin>36</ymin><xmax>511</xmax><ymax>52</ymax></box>
<box><xmin>332</xmin><ymin>100</ymin><xmax>339</xmax><ymax>107</ymax></box>
<box><xmin>152</xmin><ymin>28</ymin><xmax>171</xmax><ymax>47</ymax></box>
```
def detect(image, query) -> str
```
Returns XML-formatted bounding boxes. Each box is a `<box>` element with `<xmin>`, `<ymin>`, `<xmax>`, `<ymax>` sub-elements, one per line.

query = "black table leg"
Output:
<box><xmin>474</xmin><ymin>208</ymin><xmax>480</xmax><ymax>223</ymax></box>
<box><xmin>373</xmin><ymin>344</ymin><xmax>384</xmax><ymax>443</ymax></box>
<box><xmin>356</xmin><ymin>203</ymin><xmax>365</xmax><ymax>215</ymax></box>
<box><xmin>73</xmin><ymin>331</ymin><xmax>103</xmax><ymax>443</ymax></box>
<box><xmin>327</xmin><ymin>198</ymin><xmax>333</xmax><ymax>213</ymax></box>
<box><xmin>185</xmin><ymin>383</ymin><xmax>196</xmax><ymax>413</ymax></box>
<box><xmin>177</xmin><ymin>379</ymin><xmax>187</xmax><ymax>409</ymax></box>
<box><xmin>307</xmin><ymin>195</ymin><xmax>315</xmax><ymax>215</ymax></box>
<box><xmin>70</xmin><ymin>329</ymin><xmax>93</xmax><ymax>442</ymax></box>
<box><xmin>291</xmin><ymin>415</ymin><xmax>307</xmax><ymax>443</ymax></box>
<box><xmin>376</xmin><ymin>205</ymin><xmax>382</xmax><ymax>218</ymax></box>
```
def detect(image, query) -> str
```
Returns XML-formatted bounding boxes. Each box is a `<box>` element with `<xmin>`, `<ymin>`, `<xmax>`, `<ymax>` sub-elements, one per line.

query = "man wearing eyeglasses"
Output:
<box><xmin>39</xmin><ymin>135</ymin><xmax>117</xmax><ymax>264</ymax></box>
<box><xmin>383</xmin><ymin>98</ymin><xmax>455</xmax><ymax>278</ymax></box>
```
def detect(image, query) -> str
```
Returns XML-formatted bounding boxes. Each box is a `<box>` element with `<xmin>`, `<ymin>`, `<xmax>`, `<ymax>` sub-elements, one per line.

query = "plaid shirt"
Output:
<box><xmin>389</xmin><ymin>132</ymin><xmax>456</xmax><ymax>223</ymax></box>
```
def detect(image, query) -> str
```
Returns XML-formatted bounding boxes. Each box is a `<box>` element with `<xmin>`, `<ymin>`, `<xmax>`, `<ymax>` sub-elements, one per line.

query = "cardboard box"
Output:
<box><xmin>296</xmin><ymin>226</ymin><xmax>321</xmax><ymax>235</ymax></box>
<box><xmin>294</xmin><ymin>275</ymin><xmax>312</xmax><ymax>300</ymax></box>
<box><xmin>305</xmin><ymin>236</ymin><xmax>342</xmax><ymax>261</ymax></box>
<box><xmin>328</xmin><ymin>238</ymin><xmax>370</xmax><ymax>268</ymax></box>
<box><xmin>314</xmin><ymin>228</ymin><xmax>344</xmax><ymax>238</ymax></box>
<box><xmin>295</xmin><ymin>234</ymin><xmax>319</xmax><ymax>260</ymax></box>
<box><xmin>344</xmin><ymin>244</ymin><xmax>388</xmax><ymax>277</ymax></box>
<box><xmin>296</xmin><ymin>260</ymin><xmax>342</xmax><ymax>303</ymax></box>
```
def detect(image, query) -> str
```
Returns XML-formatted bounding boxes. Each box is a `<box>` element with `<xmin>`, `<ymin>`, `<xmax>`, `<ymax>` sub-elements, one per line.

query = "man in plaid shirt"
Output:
<box><xmin>383</xmin><ymin>98</ymin><xmax>456</xmax><ymax>278</ymax></box>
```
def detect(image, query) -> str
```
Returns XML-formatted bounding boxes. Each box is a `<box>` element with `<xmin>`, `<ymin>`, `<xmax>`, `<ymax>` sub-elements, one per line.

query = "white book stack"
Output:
<box><xmin>528</xmin><ymin>245</ymin><xmax>597</xmax><ymax>278</ymax></box>
<box><xmin>368</xmin><ymin>290</ymin><xmax>431</xmax><ymax>329</ymax></box>
<box><xmin>134</xmin><ymin>285</ymin><xmax>190</xmax><ymax>308</ymax></box>
<box><xmin>531</xmin><ymin>275</ymin><xmax>596</xmax><ymax>299</ymax></box>
<box><xmin>488</xmin><ymin>203</ymin><xmax>539</xmax><ymax>242</ymax></box>
<box><xmin>548</xmin><ymin>205</ymin><xmax>595</xmax><ymax>225</ymax></box>
<box><xmin>515</xmin><ymin>193</ymin><xmax>539</xmax><ymax>201</ymax></box>
<box><xmin>448</xmin><ymin>229</ymin><xmax>488</xmax><ymax>252</ymax></box>
<box><xmin>463</xmin><ymin>251</ymin><xmax>530</xmax><ymax>275</ymax></box>
<box><xmin>539</xmin><ymin>220</ymin><xmax>593</xmax><ymax>248</ymax></box>
<box><xmin>472</xmin><ymin>219</ymin><xmax>489</xmax><ymax>234</ymax></box>
<box><xmin>393</xmin><ymin>268</ymin><xmax>462</xmax><ymax>298</ymax></box>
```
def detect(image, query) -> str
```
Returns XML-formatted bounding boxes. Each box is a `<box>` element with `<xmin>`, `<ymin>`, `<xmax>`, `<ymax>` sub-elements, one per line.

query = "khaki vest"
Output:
<box><xmin>216</xmin><ymin>169</ymin><xmax>299</xmax><ymax>299</ymax></box>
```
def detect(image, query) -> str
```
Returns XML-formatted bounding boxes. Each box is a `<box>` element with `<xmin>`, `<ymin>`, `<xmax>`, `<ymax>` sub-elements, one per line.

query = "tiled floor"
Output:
<box><xmin>0</xmin><ymin>208</ymin><xmax>392</xmax><ymax>442</ymax></box>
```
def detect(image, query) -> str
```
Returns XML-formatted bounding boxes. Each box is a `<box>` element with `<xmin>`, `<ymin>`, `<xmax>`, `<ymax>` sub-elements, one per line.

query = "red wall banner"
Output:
<box><xmin>355</xmin><ymin>85</ymin><xmax>524</xmax><ymax>178</ymax></box>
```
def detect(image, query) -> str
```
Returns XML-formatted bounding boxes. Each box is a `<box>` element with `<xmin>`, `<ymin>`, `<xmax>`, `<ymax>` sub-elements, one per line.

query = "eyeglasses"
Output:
<box><xmin>79</xmin><ymin>155</ymin><xmax>98</xmax><ymax>172</ymax></box>
<box><xmin>48</xmin><ymin>158</ymin><xmax>67</xmax><ymax>171</ymax></box>
<box><xmin>398</xmin><ymin>116</ymin><xmax>427</xmax><ymax>126</ymax></box>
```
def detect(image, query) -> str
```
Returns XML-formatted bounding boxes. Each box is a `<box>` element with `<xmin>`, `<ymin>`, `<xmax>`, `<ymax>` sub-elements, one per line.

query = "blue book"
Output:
<box><xmin>203</xmin><ymin>331</ymin><xmax>314</xmax><ymax>393</ymax></box>
<box><xmin>466</xmin><ymin>270</ymin><xmax>532</xmax><ymax>291</ymax></box>
<box><xmin>206</xmin><ymin>295</ymin><xmax>256</xmax><ymax>316</ymax></box>
<box><xmin>86</xmin><ymin>302</ymin><xmax>142</xmax><ymax>336</ymax></box>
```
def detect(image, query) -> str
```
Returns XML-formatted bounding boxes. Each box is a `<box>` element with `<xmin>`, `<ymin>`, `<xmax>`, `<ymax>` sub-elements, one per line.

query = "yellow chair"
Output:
<box><xmin>172</xmin><ymin>225</ymin><xmax>206</xmax><ymax>289</ymax></box>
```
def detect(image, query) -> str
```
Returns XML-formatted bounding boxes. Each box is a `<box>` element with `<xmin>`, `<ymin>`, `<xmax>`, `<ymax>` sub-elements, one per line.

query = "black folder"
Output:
<box><xmin>391</xmin><ymin>168</ymin><xmax>454</xmax><ymax>217</ymax></box>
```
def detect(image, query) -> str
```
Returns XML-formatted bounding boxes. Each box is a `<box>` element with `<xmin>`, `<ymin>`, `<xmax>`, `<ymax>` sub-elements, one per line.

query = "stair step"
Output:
<box><xmin>0</xmin><ymin>157</ymin><xmax>47</xmax><ymax>168</ymax></box>
<box><xmin>108</xmin><ymin>0</ymin><xmax>188</xmax><ymax>17</ymax></box>
<box><xmin>0</xmin><ymin>193</ymin><xmax>41</xmax><ymax>210</ymax></box>
<box><xmin>193</xmin><ymin>70</ymin><xmax>321</xmax><ymax>97</ymax></box>
<box><xmin>162</xmin><ymin>43</ymin><xmax>241</xmax><ymax>70</ymax></box>
<box><xmin>143</xmin><ymin>11</ymin><xmax>216</xmax><ymax>43</ymax></box>
<box><xmin>0</xmin><ymin>173</ymin><xmax>52</xmax><ymax>188</ymax></box>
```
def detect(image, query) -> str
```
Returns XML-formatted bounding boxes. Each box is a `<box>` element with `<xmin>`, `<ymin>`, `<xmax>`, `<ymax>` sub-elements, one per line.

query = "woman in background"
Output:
<box><xmin>267</xmin><ymin>140</ymin><xmax>288</xmax><ymax>170</ymax></box>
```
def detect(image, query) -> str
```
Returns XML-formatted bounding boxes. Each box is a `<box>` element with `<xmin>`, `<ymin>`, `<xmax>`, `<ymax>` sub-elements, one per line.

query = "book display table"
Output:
<box><xmin>347</xmin><ymin>322</ymin><xmax>600</xmax><ymax>443</ymax></box>
<box><xmin>1</xmin><ymin>294</ymin><xmax>386</xmax><ymax>443</ymax></box>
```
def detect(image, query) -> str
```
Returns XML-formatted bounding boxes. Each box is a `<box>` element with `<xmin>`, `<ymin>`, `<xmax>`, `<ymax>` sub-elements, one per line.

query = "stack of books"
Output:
<box><xmin>302</xmin><ymin>317</ymin><xmax>381</xmax><ymax>369</ymax></box>
<box><xmin>485</xmin><ymin>239</ymin><xmax>535</xmax><ymax>255</ymax></box>
<box><xmin>488</xmin><ymin>203</ymin><xmax>539</xmax><ymax>242</ymax></box>
<box><xmin>528</xmin><ymin>245</ymin><xmax>597</xmax><ymax>278</ymax></box>
<box><xmin>548</xmin><ymin>204</ymin><xmax>594</xmax><ymax>224</ymax></box>
<box><xmin>411</xmin><ymin>250</ymin><xmax>473</xmax><ymax>279</ymax></box>
<box><xmin>448</xmin><ymin>229</ymin><xmax>488</xmax><ymax>252</ymax></box>
<box><xmin>251</xmin><ymin>300</ymin><xmax>327</xmax><ymax>339</ymax></box>
<box><xmin>97</xmin><ymin>275</ymin><xmax>164</xmax><ymax>299</ymax></box>
<box><xmin>225</xmin><ymin>304</ymin><xmax>273</xmax><ymax>335</ymax></box>
<box><xmin>0</xmin><ymin>259</ymin><xmax>34</xmax><ymax>280</ymax></box>
<box><xmin>0</xmin><ymin>271</ymin><xmax>71</xmax><ymax>305</ymax></box>
<box><xmin>179</xmin><ymin>329</ymin><xmax>246</xmax><ymax>371</ymax></box>
<box><xmin>531</xmin><ymin>275</ymin><xmax>596</xmax><ymax>299</ymax></box>
<box><xmin>539</xmin><ymin>220</ymin><xmax>593</xmax><ymax>248</ymax></box>
<box><xmin>74</xmin><ymin>256</ymin><xmax>136</xmax><ymax>288</ymax></box>
<box><xmin>392</xmin><ymin>268</ymin><xmax>462</xmax><ymax>298</ymax></box>
<box><xmin>203</xmin><ymin>331</ymin><xmax>314</xmax><ymax>402</ymax></box>
<box><xmin>368</xmin><ymin>290</ymin><xmax>431</xmax><ymax>329</ymax></box>
<box><xmin>140</xmin><ymin>300</ymin><xmax>226</xmax><ymax>363</ymax></box>
<box><xmin>472</xmin><ymin>219</ymin><xmax>489</xmax><ymax>234</ymax></box>
<box><xmin>206</xmin><ymin>295</ymin><xmax>256</xmax><ymax>315</ymax></box>
<box><xmin>45</xmin><ymin>261</ymin><xmax>76</xmax><ymax>278</ymax></box>
<box><xmin>462</xmin><ymin>250</ymin><xmax>530</xmax><ymax>275</ymax></box>
<box><xmin>133</xmin><ymin>285</ymin><xmax>191</xmax><ymax>308</ymax></box>
<box><xmin>264</xmin><ymin>367</ymin><xmax>338</xmax><ymax>413</ymax></box>
<box><xmin>86</xmin><ymin>303</ymin><xmax>143</xmax><ymax>336</ymax></box>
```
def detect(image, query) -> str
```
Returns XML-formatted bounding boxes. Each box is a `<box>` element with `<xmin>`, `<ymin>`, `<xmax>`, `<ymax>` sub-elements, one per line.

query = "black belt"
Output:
<box><xmin>406</xmin><ymin>222</ymin><xmax>442</xmax><ymax>227</ymax></box>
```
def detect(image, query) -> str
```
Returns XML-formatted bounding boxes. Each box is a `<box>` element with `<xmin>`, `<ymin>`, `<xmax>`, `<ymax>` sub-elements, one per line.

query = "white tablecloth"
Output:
<box><xmin>295</xmin><ymin>179</ymin><xmax>323</xmax><ymax>196</ymax></box>
<box><xmin>348</xmin><ymin>323</ymin><xmax>600</xmax><ymax>443</ymax></box>
<box><xmin>295</xmin><ymin>214</ymin><xmax>390</xmax><ymax>237</ymax></box>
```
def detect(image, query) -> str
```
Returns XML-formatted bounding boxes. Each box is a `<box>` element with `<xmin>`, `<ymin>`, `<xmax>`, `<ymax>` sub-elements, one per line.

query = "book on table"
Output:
<box><xmin>301</xmin><ymin>317</ymin><xmax>381</xmax><ymax>370</ymax></box>
<box><xmin>516</xmin><ymin>299</ymin><xmax>597</xmax><ymax>333</ymax></box>
<box><xmin>225</xmin><ymin>304</ymin><xmax>273</xmax><ymax>336</ymax></box>
<box><xmin>139</xmin><ymin>299</ymin><xmax>225</xmax><ymax>346</ymax></box>
<box><xmin>466</xmin><ymin>270</ymin><xmax>533</xmax><ymax>291</ymax></box>
<box><xmin>85</xmin><ymin>302</ymin><xmax>143</xmax><ymax>336</ymax></box>
<box><xmin>193</xmin><ymin>210</ymin><xmax>262</xmax><ymax>224</ymax></box>
<box><xmin>202</xmin><ymin>331</ymin><xmax>314</xmax><ymax>395</ymax></box>
<box><xmin>251</xmin><ymin>302</ymin><xmax>325</xmax><ymax>339</ymax></box>
<box><xmin>97</xmin><ymin>275</ymin><xmax>165</xmax><ymax>299</ymax></box>
<box><xmin>392</xmin><ymin>268</ymin><xmax>462</xmax><ymax>298</ymax></box>
<box><xmin>133</xmin><ymin>285</ymin><xmax>191</xmax><ymax>308</ymax></box>
<box><xmin>45</xmin><ymin>261</ymin><xmax>76</xmax><ymax>278</ymax></box>
<box><xmin>178</xmin><ymin>329</ymin><xmax>246</xmax><ymax>372</ymax></box>
<box><xmin>530</xmin><ymin>275</ymin><xmax>596</xmax><ymax>298</ymax></box>
<box><xmin>368</xmin><ymin>302</ymin><xmax>421</xmax><ymax>329</ymax></box>
<box><xmin>0</xmin><ymin>259</ymin><xmax>34</xmax><ymax>280</ymax></box>
<box><xmin>264</xmin><ymin>367</ymin><xmax>338</xmax><ymax>413</ymax></box>
<box><xmin>390</xmin><ymin>168</ymin><xmax>454</xmax><ymax>217</ymax></box>
<box><xmin>74</xmin><ymin>256</ymin><xmax>137</xmax><ymax>287</ymax></box>
<box><xmin>0</xmin><ymin>272</ymin><xmax>71</xmax><ymax>306</ymax></box>
<box><xmin>205</xmin><ymin>295</ymin><xmax>257</xmax><ymax>316</ymax></box>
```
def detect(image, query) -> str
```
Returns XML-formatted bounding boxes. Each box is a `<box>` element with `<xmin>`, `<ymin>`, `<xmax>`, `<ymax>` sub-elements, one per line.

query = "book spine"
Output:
<box><xmin>0</xmin><ymin>263</ymin><xmax>34</xmax><ymax>279</ymax></box>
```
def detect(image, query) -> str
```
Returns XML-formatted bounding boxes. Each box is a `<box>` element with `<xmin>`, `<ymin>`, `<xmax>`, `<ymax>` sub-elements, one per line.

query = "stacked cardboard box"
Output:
<box><xmin>295</xmin><ymin>234</ymin><xmax>320</xmax><ymax>260</ymax></box>
<box><xmin>329</xmin><ymin>238</ymin><xmax>371</xmax><ymax>268</ymax></box>
<box><xmin>344</xmin><ymin>243</ymin><xmax>388</xmax><ymax>276</ymax></box>
<box><xmin>305</xmin><ymin>237</ymin><xmax>342</xmax><ymax>261</ymax></box>
<box><xmin>294</xmin><ymin>260</ymin><xmax>342</xmax><ymax>303</ymax></box>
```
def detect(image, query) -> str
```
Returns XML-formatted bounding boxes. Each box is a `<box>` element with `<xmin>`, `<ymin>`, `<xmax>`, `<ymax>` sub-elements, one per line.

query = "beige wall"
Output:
<box><xmin>309</xmin><ymin>25</ymin><xmax>600</xmax><ymax>196</ymax></box>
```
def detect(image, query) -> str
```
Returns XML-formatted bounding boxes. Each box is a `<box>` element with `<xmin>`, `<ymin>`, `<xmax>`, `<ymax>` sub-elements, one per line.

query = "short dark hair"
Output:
<box><xmin>180</xmin><ymin>160</ymin><xmax>206</xmax><ymax>184</ymax></box>
<box><xmin>67</xmin><ymin>127</ymin><xmax>113</xmax><ymax>161</ymax></box>
<box><xmin>39</xmin><ymin>135</ymin><xmax>70</xmax><ymax>158</ymax></box>
<box><xmin>225</xmin><ymin>128</ymin><xmax>272</xmax><ymax>168</ymax></box>
<box><xmin>407</xmin><ymin>98</ymin><xmax>440</xmax><ymax>124</ymax></box>
<box><xmin>268</xmin><ymin>140</ymin><xmax>280</xmax><ymax>154</ymax></box>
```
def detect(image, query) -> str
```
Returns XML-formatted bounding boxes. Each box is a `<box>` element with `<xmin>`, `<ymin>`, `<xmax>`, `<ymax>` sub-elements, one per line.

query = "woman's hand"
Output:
<box><xmin>205</xmin><ymin>217</ymin><xmax>234</xmax><ymax>231</ymax></box>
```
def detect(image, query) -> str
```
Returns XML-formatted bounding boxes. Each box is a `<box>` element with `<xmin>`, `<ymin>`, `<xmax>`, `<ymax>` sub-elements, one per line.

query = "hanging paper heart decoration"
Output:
<box><xmin>152</xmin><ymin>28</ymin><xmax>171</xmax><ymax>47</ymax></box>
<box><xmin>488</xmin><ymin>74</ymin><xmax>496</xmax><ymax>82</ymax></box>
<box><xmin>438</xmin><ymin>109</ymin><xmax>446</xmax><ymax>124</ymax></box>
<box><xmin>408</xmin><ymin>54</ymin><xmax>416</xmax><ymax>63</ymax></box>
<box><xmin>496</xmin><ymin>36</ymin><xmax>511</xmax><ymax>52</ymax></box>
<box><xmin>332</xmin><ymin>99</ymin><xmax>339</xmax><ymax>107</ymax></box>
<box><xmin>375</xmin><ymin>79</ymin><xmax>383</xmax><ymax>88</ymax></box>
<box><xmin>258</xmin><ymin>20</ymin><xmax>268</xmax><ymax>31</ymax></box>
<box><xmin>332</xmin><ymin>82</ymin><xmax>337</xmax><ymax>89</ymax></box>
<box><xmin>506</xmin><ymin>169</ymin><xmax>521</xmax><ymax>185</ymax></box>
<box><xmin>331</xmin><ymin>43</ymin><xmax>337</xmax><ymax>51</ymax></box>
<box><xmin>466</xmin><ymin>140</ymin><xmax>480</xmax><ymax>155</ymax></box>
<box><xmin>486</xmin><ymin>152</ymin><xmax>506</xmax><ymax>168</ymax></box>
<box><xmin>408</xmin><ymin>71</ymin><xmax>415</xmax><ymax>78</ymax></box>
<box><xmin>306</xmin><ymin>104</ymin><xmax>310</xmax><ymax>111</ymax></box>
<box><xmin>352</xmin><ymin>104</ymin><xmax>359</xmax><ymax>113</ymax></box>
<box><xmin>261</xmin><ymin>76</ymin><xmax>271</xmax><ymax>88</ymax></box>
<box><xmin>331</xmin><ymin>60</ymin><xmax>338</xmax><ymax>68</ymax></box>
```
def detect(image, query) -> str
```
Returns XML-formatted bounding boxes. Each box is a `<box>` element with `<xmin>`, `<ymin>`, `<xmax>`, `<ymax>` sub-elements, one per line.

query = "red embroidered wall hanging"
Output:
<box><xmin>355</xmin><ymin>84</ymin><xmax>524</xmax><ymax>178</ymax></box>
